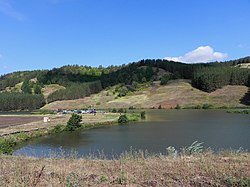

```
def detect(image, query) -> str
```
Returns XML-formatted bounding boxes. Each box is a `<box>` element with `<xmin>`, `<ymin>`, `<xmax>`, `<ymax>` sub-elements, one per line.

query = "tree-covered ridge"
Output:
<box><xmin>223</xmin><ymin>56</ymin><xmax>250</xmax><ymax>66</ymax></box>
<box><xmin>0</xmin><ymin>70</ymin><xmax>46</xmax><ymax>91</ymax></box>
<box><xmin>1</xmin><ymin>56</ymin><xmax>249</xmax><ymax>91</ymax></box>
<box><xmin>0</xmin><ymin>56</ymin><xmax>249</xmax><ymax>111</ymax></box>
<box><xmin>37</xmin><ymin>65</ymin><xmax>119</xmax><ymax>86</ymax></box>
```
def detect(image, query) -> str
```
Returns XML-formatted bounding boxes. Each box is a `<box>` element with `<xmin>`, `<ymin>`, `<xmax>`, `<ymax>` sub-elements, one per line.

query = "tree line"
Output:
<box><xmin>47</xmin><ymin>81</ymin><xmax>102</xmax><ymax>103</ymax></box>
<box><xmin>0</xmin><ymin>70</ymin><xmax>44</xmax><ymax>91</ymax></box>
<box><xmin>0</xmin><ymin>56</ymin><xmax>249</xmax><ymax>111</ymax></box>
<box><xmin>192</xmin><ymin>67</ymin><xmax>250</xmax><ymax>92</ymax></box>
<box><xmin>0</xmin><ymin>93</ymin><xmax>45</xmax><ymax>111</ymax></box>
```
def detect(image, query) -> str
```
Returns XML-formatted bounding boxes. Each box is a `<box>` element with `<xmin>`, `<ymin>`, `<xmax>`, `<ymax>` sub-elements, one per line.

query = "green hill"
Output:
<box><xmin>0</xmin><ymin>57</ymin><xmax>250</xmax><ymax>111</ymax></box>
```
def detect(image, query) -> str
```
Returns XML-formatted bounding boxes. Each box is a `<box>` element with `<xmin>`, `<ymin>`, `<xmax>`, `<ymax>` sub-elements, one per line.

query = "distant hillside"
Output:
<box><xmin>0</xmin><ymin>56</ymin><xmax>250</xmax><ymax>111</ymax></box>
<box><xmin>43</xmin><ymin>79</ymin><xmax>249</xmax><ymax>110</ymax></box>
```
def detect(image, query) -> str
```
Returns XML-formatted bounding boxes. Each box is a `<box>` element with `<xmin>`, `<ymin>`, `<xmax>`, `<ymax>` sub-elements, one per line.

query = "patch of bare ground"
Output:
<box><xmin>43</xmin><ymin>79</ymin><xmax>249</xmax><ymax>110</ymax></box>
<box><xmin>0</xmin><ymin>152</ymin><xmax>249</xmax><ymax>186</ymax></box>
<box><xmin>0</xmin><ymin>115</ymin><xmax>69</xmax><ymax>137</ymax></box>
<box><xmin>0</xmin><ymin>116</ymin><xmax>43</xmax><ymax>128</ymax></box>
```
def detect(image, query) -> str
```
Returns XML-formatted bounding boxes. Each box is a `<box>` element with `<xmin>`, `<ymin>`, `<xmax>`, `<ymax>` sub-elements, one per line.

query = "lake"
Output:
<box><xmin>14</xmin><ymin>110</ymin><xmax>250</xmax><ymax>157</ymax></box>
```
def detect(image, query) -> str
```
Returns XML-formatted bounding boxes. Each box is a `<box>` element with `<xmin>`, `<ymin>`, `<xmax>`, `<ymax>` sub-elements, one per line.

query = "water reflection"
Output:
<box><xmin>14</xmin><ymin>110</ymin><xmax>250</xmax><ymax>157</ymax></box>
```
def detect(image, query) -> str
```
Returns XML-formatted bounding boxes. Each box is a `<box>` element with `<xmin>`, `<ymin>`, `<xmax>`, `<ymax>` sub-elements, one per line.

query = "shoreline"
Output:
<box><xmin>0</xmin><ymin>112</ymin><xmax>140</xmax><ymax>154</ymax></box>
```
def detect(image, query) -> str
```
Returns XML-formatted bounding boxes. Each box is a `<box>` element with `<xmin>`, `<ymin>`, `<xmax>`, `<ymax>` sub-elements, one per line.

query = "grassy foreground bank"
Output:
<box><xmin>0</xmin><ymin>152</ymin><xmax>249</xmax><ymax>186</ymax></box>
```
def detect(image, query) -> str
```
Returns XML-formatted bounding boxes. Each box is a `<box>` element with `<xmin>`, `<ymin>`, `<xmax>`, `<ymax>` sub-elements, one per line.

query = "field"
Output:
<box><xmin>0</xmin><ymin>116</ymin><xmax>43</xmax><ymax>129</ymax></box>
<box><xmin>0</xmin><ymin>113</ymin><xmax>120</xmax><ymax>137</ymax></box>
<box><xmin>0</xmin><ymin>152</ymin><xmax>249</xmax><ymax>186</ymax></box>
<box><xmin>42</xmin><ymin>79</ymin><xmax>249</xmax><ymax>110</ymax></box>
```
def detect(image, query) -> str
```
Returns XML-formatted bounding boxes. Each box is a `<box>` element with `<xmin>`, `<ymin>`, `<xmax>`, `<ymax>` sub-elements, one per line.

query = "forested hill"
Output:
<box><xmin>0</xmin><ymin>56</ymin><xmax>250</xmax><ymax>111</ymax></box>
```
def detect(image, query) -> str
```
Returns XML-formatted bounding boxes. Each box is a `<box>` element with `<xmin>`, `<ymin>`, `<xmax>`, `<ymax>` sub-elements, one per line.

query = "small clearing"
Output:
<box><xmin>42</xmin><ymin>84</ymin><xmax>65</xmax><ymax>98</ymax></box>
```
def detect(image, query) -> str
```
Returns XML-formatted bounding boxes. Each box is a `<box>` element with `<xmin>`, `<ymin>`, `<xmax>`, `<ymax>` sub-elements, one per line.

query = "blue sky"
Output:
<box><xmin>0</xmin><ymin>0</ymin><xmax>250</xmax><ymax>75</ymax></box>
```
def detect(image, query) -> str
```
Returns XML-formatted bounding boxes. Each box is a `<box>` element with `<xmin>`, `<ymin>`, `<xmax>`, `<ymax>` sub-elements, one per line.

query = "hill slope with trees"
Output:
<box><xmin>0</xmin><ymin>56</ymin><xmax>249</xmax><ymax>111</ymax></box>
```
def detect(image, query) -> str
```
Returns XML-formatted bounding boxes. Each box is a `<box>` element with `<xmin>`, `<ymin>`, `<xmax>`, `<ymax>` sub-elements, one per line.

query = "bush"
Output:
<box><xmin>202</xmin><ymin>103</ymin><xmax>213</xmax><ymax>109</ymax></box>
<box><xmin>118</xmin><ymin>86</ymin><xmax>129</xmax><ymax>97</ymax></box>
<box><xmin>127</xmin><ymin>113</ymin><xmax>140</xmax><ymax>121</ymax></box>
<box><xmin>160</xmin><ymin>74</ymin><xmax>171</xmax><ymax>85</ymax></box>
<box><xmin>118</xmin><ymin>115</ymin><xmax>128</xmax><ymax>124</ymax></box>
<box><xmin>194</xmin><ymin>105</ymin><xmax>202</xmax><ymax>109</ymax></box>
<box><xmin>140</xmin><ymin>111</ymin><xmax>146</xmax><ymax>119</ymax></box>
<box><xmin>175</xmin><ymin>104</ymin><xmax>181</xmax><ymax>109</ymax></box>
<box><xmin>66</xmin><ymin>114</ymin><xmax>82</xmax><ymax>131</ymax></box>
<box><xmin>0</xmin><ymin>138</ymin><xmax>15</xmax><ymax>154</ymax></box>
<box><xmin>111</xmin><ymin>108</ymin><xmax>117</xmax><ymax>113</ymax></box>
<box><xmin>118</xmin><ymin>108</ymin><xmax>126</xmax><ymax>113</ymax></box>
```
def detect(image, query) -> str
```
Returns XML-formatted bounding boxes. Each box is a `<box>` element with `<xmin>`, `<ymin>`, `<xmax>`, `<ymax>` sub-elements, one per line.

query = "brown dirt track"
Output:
<box><xmin>0</xmin><ymin>116</ymin><xmax>43</xmax><ymax>128</ymax></box>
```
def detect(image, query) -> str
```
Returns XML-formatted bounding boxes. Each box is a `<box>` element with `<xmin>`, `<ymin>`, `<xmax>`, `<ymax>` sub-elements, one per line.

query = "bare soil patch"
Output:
<box><xmin>0</xmin><ymin>116</ymin><xmax>43</xmax><ymax>129</ymax></box>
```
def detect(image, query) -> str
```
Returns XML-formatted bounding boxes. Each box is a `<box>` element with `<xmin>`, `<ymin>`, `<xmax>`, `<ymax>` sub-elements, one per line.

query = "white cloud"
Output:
<box><xmin>165</xmin><ymin>46</ymin><xmax>228</xmax><ymax>63</ymax></box>
<box><xmin>0</xmin><ymin>0</ymin><xmax>25</xmax><ymax>20</ymax></box>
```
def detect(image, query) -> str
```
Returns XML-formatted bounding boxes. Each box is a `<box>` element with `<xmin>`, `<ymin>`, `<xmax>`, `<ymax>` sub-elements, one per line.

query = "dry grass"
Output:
<box><xmin>235</xmin><ymin>63</ymin><xmax>250</xmax><ymax>69</ymax></box>
<box><xmin>43</xmin><ymin>80</ymin><xmax>249</xmax><ymax>110</ymax></box>
<box><xmin>0</xmin><ymin>152</ymin><xmax>249</xmax><ymax>186</ymax></box>
<box><xmin>42</xmin><ymin>84</ymin><xmax>65</xmax><ymax>98</ymax></box>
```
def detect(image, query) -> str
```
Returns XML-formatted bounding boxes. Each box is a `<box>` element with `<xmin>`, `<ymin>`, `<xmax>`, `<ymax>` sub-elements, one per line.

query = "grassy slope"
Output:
<box><xmin>236</xmin><ymin>63</ymin><xmax>250</xmax><ymax>68</ymax></box>
<box><xmin>42</xmin><ymin>84</ymin><xmax>65</xmax><ymax>98</ymax></box>
<box><xmin>43</xmin><ymin>79</ymin><xmax>249</xmax><ymax>110</ymax></box>
<box><xmin>0</xmin><ymin>152</ymin><xmax>249</xmax><ymax>186</ymax></box>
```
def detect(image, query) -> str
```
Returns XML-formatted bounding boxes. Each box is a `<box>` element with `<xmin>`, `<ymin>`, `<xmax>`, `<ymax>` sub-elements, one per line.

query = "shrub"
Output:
<box><xmin>160</xmin><ymin>74</ymin><xmax>171</xmax><ymax>85</ymax></box>
<box><xmin>66</xmin><ymin>114</ymin><xmax>82</xmax><ymax>131</ymax></box>
<box><xmin>175</xmin><ymin>104</ymin><xmax>181</xmax><ymax>109</ymax></box>
<box><xmin>127</xmin><ymin>113</ymin><xmax>140</xmax><ymax>121</ymax></box>
<box><xmin>202</xmin><ymin>103</ymin><xmax>213</xmax><ymax>109</ymax></box>
<box><xmin>118</xmin><ymin>86</ymin><xmax>129</xmax><ymax>97</ymax></box>
<box><xmin>118</xmin><ymin>108</ymin><xmax>127</xmax><ymax>113</ymax></box>
<box><xmin>118</xmin><ymin>115</ymin><xmax>128</xmax><ymax>124</ymax></box>
<box><xmin>140</xmin><ymin>111</ymin><xmax>146</xmax><ymax>119</ymax></box>
<box><xmin>0</xmin><ymin>137</ymin><xmax>16</xmax><ymax>154</ymax></box>
<box><xmin>112</xmin><ymin>108</ymin><xmax>117</xmax><ymax>113</ymax></box>
<box><xmin>194</xmin><ymin>105</ymin><xmax>202</xmax><ymax>109</ymax></box>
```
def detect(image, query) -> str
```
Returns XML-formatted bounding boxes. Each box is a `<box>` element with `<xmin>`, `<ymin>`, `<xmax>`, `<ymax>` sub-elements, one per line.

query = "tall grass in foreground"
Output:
<box><xmin>0</xmin><ymin>149</ymin><xmax>249</xmax><ymax>186</ymax></box>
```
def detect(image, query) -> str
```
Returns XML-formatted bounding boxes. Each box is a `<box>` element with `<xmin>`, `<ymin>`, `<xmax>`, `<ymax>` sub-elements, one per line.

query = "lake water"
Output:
<box><xmin>14</xmin><ymin>110</ymin><xmax>250</xmax><ymax>157</ymax></box>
